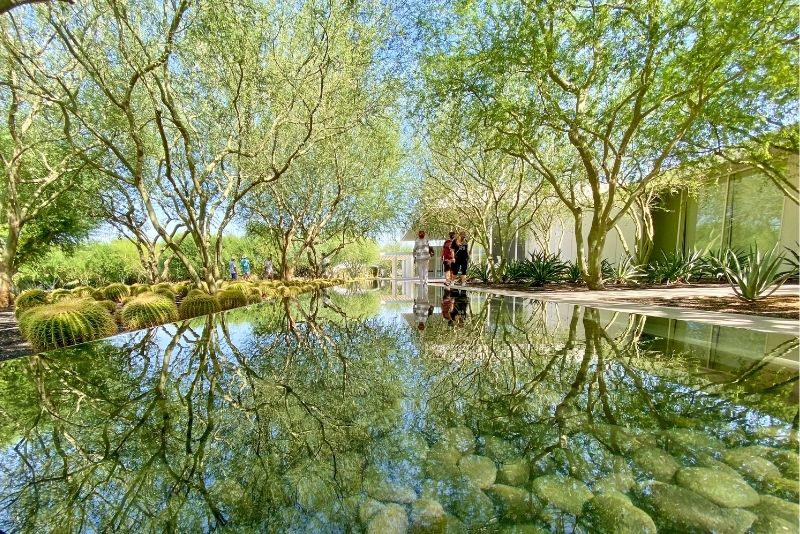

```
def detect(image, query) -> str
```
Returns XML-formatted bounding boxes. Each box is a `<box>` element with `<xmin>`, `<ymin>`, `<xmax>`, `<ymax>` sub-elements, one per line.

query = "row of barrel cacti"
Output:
<box><xmin>14</xmin><ymin>279</ymin><xmax>343</xmax><ymax>352</ymax></box>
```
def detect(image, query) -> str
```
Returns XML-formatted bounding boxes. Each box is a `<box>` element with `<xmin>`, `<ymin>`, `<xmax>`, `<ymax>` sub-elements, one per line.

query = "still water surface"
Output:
<box><xmin>0</xmin><ymin>284</ymin><xmax>797</xmax><ymax>533</ymax></box>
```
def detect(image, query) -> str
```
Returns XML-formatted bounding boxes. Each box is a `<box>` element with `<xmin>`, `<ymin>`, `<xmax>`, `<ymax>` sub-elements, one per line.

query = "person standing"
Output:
<box><xmin>451</xmin><ymin>231</ymin><xmax>470</xmax><ymax>286</ymax></box>
<box><xmin>413</xmin><ymin>281</ymin><xmax>433</xmax><ymax>331</ymax></box>
<box><xmin>263</xmin><ymin>257</ymin><xmax>274</xmax><ymax>280</ymax></box>
<box><xmin>413</xmin><ymin>229</ymin><xmax>433</xmax><ymax>284</ymax></box>
<box><xmin>442</xmin><ymin>231</ymin><xmax>455</xmax><ymax>287</ymax></box>
<box><xmin>240</xmin><ymin>256</ymin><xmax>251</xmax><ymax>280</ymax></box>
<box><xmin>229</xmin><ymin>258</ymin><xmax>238</xmax><ymax>280</ymax></box>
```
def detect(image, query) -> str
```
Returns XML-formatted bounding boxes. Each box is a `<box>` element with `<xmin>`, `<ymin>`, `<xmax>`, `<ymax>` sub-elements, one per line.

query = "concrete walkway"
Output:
<box><xmin>432</xmin><ymin>283</ymin><xmax>799</xmax><ymax>335</ymax></box>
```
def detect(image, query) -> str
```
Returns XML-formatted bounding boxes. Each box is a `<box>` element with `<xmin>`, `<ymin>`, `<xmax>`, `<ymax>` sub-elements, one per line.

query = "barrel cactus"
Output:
<box><xmin>120</xmin><ymin>293</ymin><xmax>179</xmax><ymax>330</ymax></box>
<box><xmin>216</xmin><ymin>289</ymin><xmax>248</xmax><ymax>310</ymax></box>
<box><xmin>70</xmin><ymin>286</ymin><xmax>94</xmax><ymax>297</ymax></box>
<box><xmin>153</xmin><ymin>287</ymin><xmax>176</xmax><ymax>302</ymax></box>
<box><xmin>14</xmin><ymin>289</ymin><xmax>49</xmax><ymax>316</ymax></box>
<box><xmin>104</xmin><ymin>283</ymin><xmax>130</xmax><ymax>302</ymax></box>
<box><xmin>19</xmin><ymin>299</ymin><xmax>118</xmax><ymax>351</ymax></box>
<box><xmin>97</xmin><ymin>300</ymin><xmax>117</xmax><ymax>314</ymax></box>
<box><xmin>129</xmin><ymin>284</ymin><xmax>151</xmax><ymax>296</ymax></box>
<box><xmin>178</xmin><ymin>292</ymin><xmax>221</xmax><ymax>319</ymax></box>
<box><xmin>91</xmin><ymin>289</ymin><xmax>106</xmax><ymax>301</ymax></box>
<box><xmin>172</xmin><ymin>282</ymin><xmax>191</xmax><ymax>298</ymax></box>
<box><xmin>49</xmin><ymin>288</ymin><xmax>72</xmax><ymax>302</ymax></box>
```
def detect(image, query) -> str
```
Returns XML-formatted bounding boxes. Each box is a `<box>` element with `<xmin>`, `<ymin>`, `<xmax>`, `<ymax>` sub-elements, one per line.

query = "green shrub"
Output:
<box><xmin>120</xmin><ymin>293</ymin><xmax>179</xmax><ymax>330</ymax></box>
<box><xmin>467</xmin><ymin>261</ymin><xmax>492</xmax><ymax>283</ymax></box>
<box><xmin>785</xmin><ymin>243</ymin><xmax>799</xmax><ymax>281</ymax></box>
<box><xmin>699</xmin><ymin>248</ymin><xmax>747</xmax><ymax>281</ymax></box>
<box><xmin>14</xmin><ymin>289</ymin><xmax>49</xmax><ymax>316</ymax></box>
<box><xmin>178</xmin><ymin>292</ymin><xmax>221</xmax><ymax>319</ymax></box>
<box><xmin>19</xmin><ymin>299</ymin><xmax>118</xmax><ymax>351</ymax></box>
<box><xmin>216</xmin><ymin>289</ymin><xmax>248</xmax><ymax>310</ymax></box>
<box><xmin>645</xmin><ymin>249</ymin><xmax>704</xmax><ymax>284</ymax></box>
<box><xmin>153</xmin><ymin>287</ymin><xmax>176</xmax><ymax>301</ymax></box>
<box><xmin>720</xmin><ymin>245</ymin><xmax>792</xmax><ymax>302</ymax></box>
<box><xmin>103</xmin><ymin>283</ymin><xmax>131</xmax><ymax>302</ymax></box>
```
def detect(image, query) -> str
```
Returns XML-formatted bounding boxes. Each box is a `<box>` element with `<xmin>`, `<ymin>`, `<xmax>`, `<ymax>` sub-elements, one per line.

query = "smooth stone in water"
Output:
<box><xmin>631</xmin><ymin>446</ymin><xmax>680</xmax><ymax>482</ymax></box>
<box><xmin>752</xmin><ymin>494</ymin><xmax>800</xmax><ymax>524</ymax></box>
<box><xmin>764</xmin><ymin>477</ymin><xmax>800</xmax><ymax>500</ymax></box>
<box><xmin>637</xmin><ymin>481</ymin><xmax>756</xmax><ymax>534</ymax></box>
<box><xmin>486</xmin><ymin>484</ymin><xmax>537</xmax><ymax>521</ymax></box>
<box><xmin>450</xmin><ymin>482</ymin><xmax>496</xmax><ymax>526</ymax></box>
<box><xmin>593</xmin><ymin>424</ymin><xmax>656</xmax><ymax>454</ymax></box>
<box><xmin>584</xmin><ymin>492</ymin><xmax>657</xmax><ymax>534</ymax></box>
<box><xmin>367</xmin><ymin>503</ymin><xmax>409</xmax><ymax>534</ymax></box>
<box><xmin>458</xmin><ymin>454</ymin><xmax>497</xmax><ymax>489</ymax></box>
<box><xmin>694</xmin><ymin>452</ymin><xmax>743</xmax><ymax>477</ymax></box>
<box><xmin>426</xmin><ymin>444</ymin><xmax>462</xmax><ymax>480</ymax></box>
<box><xmin>592</xmin><ymin>481</ymin><xmax>631</xmax><ymax>502</ymax></box>
<box><xmin>364</xmin><ymin>467</ymin><xmax>418</xmax><ymax>504</ymax></box>
<box><xmin>606</xmin><ymin>455</ymin><xmax>635</xmax><ymax>492</ymax></box>
<box><xmin>661</xmin><ymin>428</ymin><xmax>725</xmax><ymax>456</ymax></box>
<box><xmin>360</xmin><ymin>498</ymin><xmax>386</xmax><ymax>524</ymax></box>
<box><xmin>532</xmin><ymin>475</ymin><xmax>593</xmax><ymax>515</ymax></box>
<box><xmin>496</xmin><ymin>458</ymin><xmax>530</xmax><ymax>487</ymax></box>
<box><xmin>722</xmin><ymin>448</ymin><xmax>782</xmax><ymax>482</ymax></box>
<box><xmin>410</xmin><ymin>497</ymin><xmax>447</xmax><ymax>534</ymax></box>
<box><xmin>442</xmin><ymin>426</ymin><xmax>475</xmax><ymax>455</ymax></box>
<box><xmin>499</xmin><ymin>526</ymin><xmax>550</xmax><ymax>534</ymax></box>
<box><xmin>751</xmin><ymin>514</ymin><xmax>799</xmax><ymax>534</ymax></box>
<box><xmin>768</xmin><ymin>449</ymin><xmax>800</xmax><ymax>479</ymax></box>
<box><xmin>674</xmin><ymin>467</ymin><xmax>760</xmax><ymax>508</ymax></box>
<box><xmin>482</xmin><ymin>435</ymin><xmax>517</xmax><ymax>463</ymax></box>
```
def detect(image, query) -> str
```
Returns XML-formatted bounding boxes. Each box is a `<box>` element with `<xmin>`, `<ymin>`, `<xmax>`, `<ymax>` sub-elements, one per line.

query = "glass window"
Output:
<box><xmin>694</xmin><ymin>181</ymin><xmax>727</xmax><ymax>251</ymax></box>
<box><xmin>728</xmin><ymin>172</ymin><xmax>784</xmax><ymax>252</ymax></box>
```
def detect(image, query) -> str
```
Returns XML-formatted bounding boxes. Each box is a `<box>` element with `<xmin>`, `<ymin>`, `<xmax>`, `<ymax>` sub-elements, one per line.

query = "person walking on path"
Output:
<box><xmin>451</xmin><ymin>231</ymin><xmax>470</xmax><ymax>286</ymax></box>
<box><xmin>442</xmin><ymin>231</ymin><xmax>455</xmax><ymax>287</ymax></box>
<box><xmin>240</xmin><ymin>256</ymin><xmax>251</xmax><ymax>280</ymax></box>
<box><xmin>229</xmin><ymin>258</ymin><xmax>238</xmax><ymax>280</ymax></box>
<box><xmin>413</xmin><ymin>230</ymin><xmax>433</xmax><ymax>285</ymax></box>
<box><xmin>263</xmin><ymin>257</ymin><xmax>274</xmax><ymax>280</ymax></box>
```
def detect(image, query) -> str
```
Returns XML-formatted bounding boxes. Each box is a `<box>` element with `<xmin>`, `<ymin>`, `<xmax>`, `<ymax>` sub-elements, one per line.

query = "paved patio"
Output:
<box><xmin>431</xmin><ymin>283</ymin><xmax>799</xmax><ymax>335</ymax></box>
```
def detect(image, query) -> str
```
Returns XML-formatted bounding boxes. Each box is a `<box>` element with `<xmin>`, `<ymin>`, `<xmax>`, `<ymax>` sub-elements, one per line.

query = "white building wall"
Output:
<box><xmin>526</xmin><ymin>212</ymin><xmax>637</xmax><ymax>264</ymax></box>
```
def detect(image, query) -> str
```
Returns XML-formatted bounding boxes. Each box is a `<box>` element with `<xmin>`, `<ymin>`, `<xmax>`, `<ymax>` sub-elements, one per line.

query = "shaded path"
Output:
<box><xmin>0</xmin><ymin>308</ymin><xmax>32</xmax><ymax>360</ymax></box>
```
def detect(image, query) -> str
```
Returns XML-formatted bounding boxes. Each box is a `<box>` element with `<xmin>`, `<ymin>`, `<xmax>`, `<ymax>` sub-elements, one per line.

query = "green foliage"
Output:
<box><xmin>719</xmin><ymin>245</ymin><xmax>792</xmax><ymax>302</ymax></box>
<box><xmin>178</xmin><ymin>292</ymin><xmax>221</xmax><ymax>320</ymax></box>
<box><xmin>603</xmin><ymin>257</ymin><xmax>643</xmax><ymax>285</ymax></box>
<box><xmin>522</xmin><ymin>252</ymin><xmax>569</xmax><ymax>287</ymax></box>
<box><xmin>216</xmin><ymin>290</ymin><xmax>248</xmax><ymax>311</ymax></box>
<box><xmin>784</xmin><ymin>243</ymin><xmax>799</xmax><ymax>280</ymax></box>
<box><xmin>699</xmin><ymin>248</ymin><xmax>748</xmax><ymax>282</ymax></box>
<box><xmin>467</xmin><ymin>261</ymin><xmax>492</xmax><ymax>283</ymax></box>
<box><xmin>645</xmin><ymin>250</ymin><xmax>704</xmax><ymax>284</ymax></box>
<box><xmin>564</xmin><ymin>261</ymin><xmax>583</xmax><ymax>284</ymax></box>
<box><xmin>103</xmin><ymin>283</ymin><xmax>131</xmax><ymax>303</ymax></box>
<box><xmin>504</xmin><ymin>260</ymin><xmax>529</xmax><ymax>283</ymax></box>
<box><xmin>19</xmin><ymin>299</ymin><xmax>117</xmax><ymax>351</ymax></box>
<box><xmin>120</xmin><ymin>294</ymin><xmax>179</xmax><ymax>330</ymax></box>
<box><xmin>14</xmin><ymin>289</ymin><xmax>49</xmax><ymax>316</ymax></box>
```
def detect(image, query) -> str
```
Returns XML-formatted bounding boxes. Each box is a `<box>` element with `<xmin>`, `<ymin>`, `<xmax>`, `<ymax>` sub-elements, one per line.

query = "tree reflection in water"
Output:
<box><xmin>0</xmin><ymin>288</ymin><xmax>797</xmax><ymax>532</ymax></box>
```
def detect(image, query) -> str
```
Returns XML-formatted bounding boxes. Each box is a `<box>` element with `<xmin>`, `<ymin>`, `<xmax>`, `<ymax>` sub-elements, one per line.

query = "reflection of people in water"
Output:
<box><xmin>414</xmin><ymin>283</ymin><xmax>433</xmax><ymax>331</ymax></box>
<box><xmin>441</xmin><ymin>289</ymin><xmax>455</xmax><ymax>326</ymax></box>
<box><xmin>449</xmin><ymin>289</ymin><xmax>469</xmax><ymax>326</ymax></box>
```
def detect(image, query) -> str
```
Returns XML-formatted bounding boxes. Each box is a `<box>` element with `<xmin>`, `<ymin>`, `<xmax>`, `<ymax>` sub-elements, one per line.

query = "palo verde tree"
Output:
<box><xmin>418</xmin><ymin>110</ymin><xmax>552</xmax><ymax>282</ymax></box>
<box><xmin>420</xmin><ymin>0</ymin><xmax>798</xmax><ymax>288</ymax></box>
<box><xmin>0</xmin><ymin>30</ymin><xmax>99</xmax><ymax>306</ymax></box>
<box><xmin>243</xmin><ymin>119</ymin><xmax>405</xmax><ymax>280</ymax></box>
<box><xmin>7</xmin><ymin>0</ymin><xmax>394</xmax><ymax>292</ymax></box>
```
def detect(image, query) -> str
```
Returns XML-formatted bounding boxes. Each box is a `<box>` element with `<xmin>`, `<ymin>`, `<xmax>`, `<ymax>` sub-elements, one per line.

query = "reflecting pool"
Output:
<box><xmin>0</xmin><ymin>284</ymin><xmax>798</xmax><ymax>533</ymax></box>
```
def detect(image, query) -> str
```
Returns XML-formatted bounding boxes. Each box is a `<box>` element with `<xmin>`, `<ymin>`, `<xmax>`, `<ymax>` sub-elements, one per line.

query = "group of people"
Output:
<box><xmin>413</xmin><ymin>282</ymin><xmax>469</xmax><ymax>331</ymax></box>
<box><xmin>413</xmin><ymin>230</ymin><xmax>470</xmax><ymax>287</ymax></box>
<box><xmin>228</xmin><ymin>256</ymin><xmax>274</xmax><ymax>280</ymax></box>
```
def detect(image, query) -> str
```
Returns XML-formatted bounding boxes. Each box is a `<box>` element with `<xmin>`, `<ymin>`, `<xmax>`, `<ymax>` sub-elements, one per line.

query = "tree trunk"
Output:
<box><xmin>0</xmin><ymin>218</ymin><xmax>21</xmax><ymax>308</ymax></box>
<box><xmin>280</xmin><ymin>230</ymin><xmax>293</xmax><ymax>281</ymax></box>
<box><xmin>583</xmin><ymin>221</ymin><xmax>607</xmax><ymax>290</ymax></box>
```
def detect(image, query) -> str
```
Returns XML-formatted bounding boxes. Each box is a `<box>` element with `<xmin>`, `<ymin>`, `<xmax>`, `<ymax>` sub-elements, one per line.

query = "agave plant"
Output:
<box><xmin>564</xmin><ymin>261</ymin><xmax>583</xmax><ymax>283</ymax></box>
<box><xmin>603</xmin><ymin>256</ymin><xmax>643</xmax><ymax>285</ymax></box>
<box><xmin>785</xmin><ymin>242</ymin><xmax>799</xmax><ymax>281</ymax></box>
<box><xmin>645</xmin><ymin>249</ymin><xmax>704</xmax><ymax>284</ymax></box>
<box><xmin>524</xmin><ymin>251</ymin><xmax>568</xmax><ymax>286</ymax></box>
<box><xmin>504</xmin><ymin>260</ymin><xmax>530</xmax><ymax>283</ymax></box>
<box><xmin>467</xmin><ymin>261</ymin><xmax>492</xmax><ymax>283</ymax></box>
<box><xmin>722</xmin><ymin>245</ymin><xmax>792</xmax><ymax>302</ymax></box>
<box><xmin>699</xmin><ymin>248</ymin><xmax>747</xmax><ymax>282</ymax></box>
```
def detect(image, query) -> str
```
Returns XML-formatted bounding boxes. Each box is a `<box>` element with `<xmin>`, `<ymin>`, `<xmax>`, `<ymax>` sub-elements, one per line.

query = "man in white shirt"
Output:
<box><xmin>412</xmin><ymin>229</ymin><xmax>432</xmax><ymax>284</ymax></box>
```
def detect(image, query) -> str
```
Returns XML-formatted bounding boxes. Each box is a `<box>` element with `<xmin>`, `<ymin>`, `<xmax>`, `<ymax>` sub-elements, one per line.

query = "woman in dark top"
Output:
<box><xmin>450</xmin><ymin>231</ymin><xmax>470</xmax><ymax>286</ymax></box>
